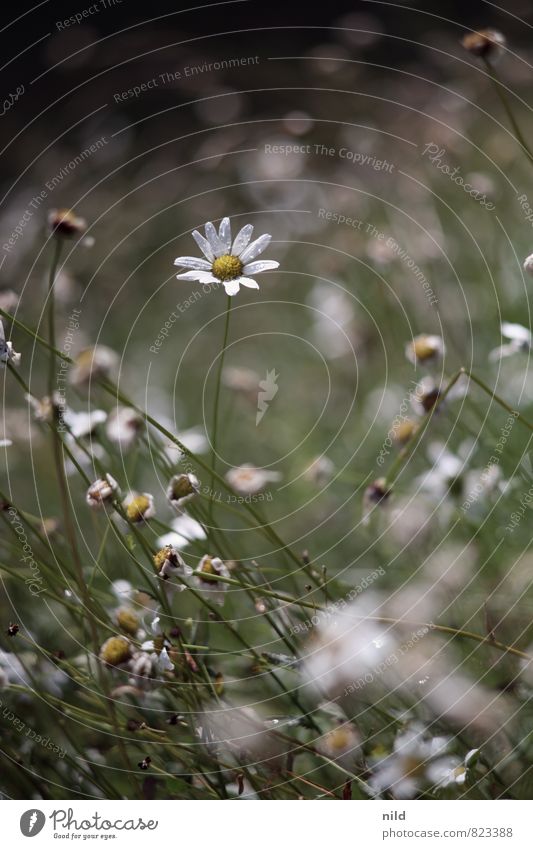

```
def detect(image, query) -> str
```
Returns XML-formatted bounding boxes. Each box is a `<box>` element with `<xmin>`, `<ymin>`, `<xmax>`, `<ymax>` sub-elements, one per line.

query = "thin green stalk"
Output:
<box><xmin>209</xmin><ymin>294</ymin><xmax>232</xmax><ymax>521</ymax></box>
<box><xmin>484</xmin><ymin>58</ymin><xmax>533</xmax><ymax>168</ymax></box>
<box><xmin>185</xmin><ymin>571</ymin><xmax>533</xmax><ymax>662</ymax></box>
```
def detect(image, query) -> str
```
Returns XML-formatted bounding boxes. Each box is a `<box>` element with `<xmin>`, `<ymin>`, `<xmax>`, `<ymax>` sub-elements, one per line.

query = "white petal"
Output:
<box><xmin>239</xmin><ymin>233</ymin><xmax>272</xmax><ymax>264</ymax></box>
<box><xmin>239</xmin><ymin>277</ymin><xmax>260</xmax><ymax>290</ymax></box>
<box><xmin>232</xmin><ymin>223</ymin><xmax>254</xmax><ymax>255</ymax></box>
<box><xmin>205</xmin><ymin>221</ymin><xmax>225</xmax><ymax>257</ymax></box>
<box><xmin>157</xmin><ymin>647</ymin><xmax>174</xmax><ymax>672</ymax></box>
<box><xmin>173</xmin><ymin>256</ymin><xmax>212</xmax><ymax>270</ymax></box>
<box><xmin>192</xmin><ymin>229</ymin><xmax>215</xmax><ymax>262</ymax></box>
<box><xmin>242</xmin><ymin>260</ymin><xmax>279</xmax><ymax>275</ymax></box>
<box><xmin>176</xmin><ymin>271</ymin><xmax>218</xmax><ymax>283</ymax></box>
<box><xmin>501</xmin><ymin>322</ymin><xmax>531</xmax><ymax>343</ymax></box>
<box><xmin>218</xmin><ymin>217</ymin><xmax>232</xmax><ymax>252</ymax></box>
<box><xmin>223</xmin><ymin>278</ymin><xmax>241</xmax><ymax>296</ymax></box>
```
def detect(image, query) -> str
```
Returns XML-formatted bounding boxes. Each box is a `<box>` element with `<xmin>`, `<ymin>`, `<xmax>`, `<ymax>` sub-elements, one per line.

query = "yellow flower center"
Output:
<box><xmin>412</xmin><ymin>337</ymin><xmax>438</xmax><ymax>361</ymax></box>
<box><xmin>117</xmin><ymin>608</ymin><xmax>140</xmax><ymax>636</ymax></box>
<box><xmin>327</xmin><ymin>727</ymin><xmax>352</xmax><ymax>752</ymax></box>
<box><xmin>99</xmin><ymin>636</ymin><xmax>131</xmax><ymax>666</ymax></box>
<box><xmin>199</xmin><ymin>557</ymin><xmax>219</xmax><ymax>583</ymax></box>
<box><xmin>126</xmin><ymin>495</ymin><xmax>151</xmax><ymax>522</ymax></box>
<box><xmin>153</xmin><ymin>545</ymin><xmax>173</xmax><ymax>571</ymax></box>
<box><xmin>212</xmin><ymin>254</ymin><xmax>243</xmax><ymax>281</ymax></box>
<box><xmin>171</xmin><ymin>476</ymin><xmax>196</xmax><ymax>499</ymax></box>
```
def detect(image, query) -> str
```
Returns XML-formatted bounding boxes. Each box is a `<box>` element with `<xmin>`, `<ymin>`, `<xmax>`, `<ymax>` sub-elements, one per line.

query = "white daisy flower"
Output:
<box><xmin>0</xmin><ymin>319</ymin><xmax>21</xmax><ymax>367</ymax></box>
<box><xmin>489</xmin><ymin>322</ymin><xmax>532</xmax><ymax>361</ymax></box>
<box><xmin>226</xmin><ymin>464</ymin><xmax>281</xmax><ymax>495</ymax></box>
<box><xmin>370</xmin><ymin>723</ymin><xmax>452</xmax><ymax>799</ymax></box>
<box><xmin>174</xmin><ymin>217</ymin><xmax>279</xmax><ymax>297</ymax></box>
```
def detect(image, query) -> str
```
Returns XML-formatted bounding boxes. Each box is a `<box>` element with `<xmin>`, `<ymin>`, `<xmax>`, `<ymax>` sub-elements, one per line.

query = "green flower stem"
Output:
<box><xmin>209</xmin><ymin>293</ymin><xmax>232</xmax><ymax>521</ymax></box>
<box><xmin>47</xmin><ymin>241</ymin><xmax>135</xmax><ymax>783</ymax></box>
<box><xmin>5</xmin><ymin>307</ymin><xmax>320</xmax><ymax>586</ymax></box>
<box><xmin>185</xmin><ymin>570</ymin><xmax>533</xmax><ymax>662</ymax></box>
<box><xmin>484</xmin><ymin>58</ymin><xmax>533</xmax><ymax>168</ymax></box>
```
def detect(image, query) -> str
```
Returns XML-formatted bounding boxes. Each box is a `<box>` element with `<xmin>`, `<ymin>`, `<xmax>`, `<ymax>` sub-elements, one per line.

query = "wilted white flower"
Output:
<box><xmin>363</xmin><ymin>477</ymin><xmax>392</xmax><ymax>525</ymax></box>
<box><xmin>0</xmin><ymin>319</ymin><xmax>21</xmax><ymax>367</ymax></box>
<box><xmin>114</xmin><ymin>607</ymin><xmax>141</xmax><ymax>637</ymax></box>
<box><xmin>106</xmin><ymin>406</ymin><xmax>144</xmax><ymax>450</ymax></box>
<box><xmin>99</xmin><ymin>636</ymin><xmax>131</xmax><ymax>666</ymax></box>
<box><xmin>156</xmin><ymin>514</ymin><xmax>207</xmax><ymax>549</ymax></box>
<box><xmin>69</xmin><ymin>345</ymin><xmax>118</xmax><ymax>388</ymax></box>
<box><xmin>370</xmin><ymin>723</ymin><xmax>453</xmax><ymax>799</ymax></box>
<box><xmin>410</xmin><ymin>375</ymin><xmax>466</xmax><ymax>417</ymax></box>
<box><xmin>226</xmin><ymin>464</ymin><xmax>281</xmax><ymax>495</ymax></box>
<box><xmin>153</xmin><ymin>544</ymin><xmax>193</xmax><ymax>584</ymax></box>
<box><xmin>138</xmin><ymin>616</ymin><xmax>176</xmax><ymax>677</ymax></box>
<box><xmin>123</xmin><ymin>492</ymin><xmax>155</xmax><ymax>523</ymax></box>
<box><xmin>167</xmin><ymin>473</ymin><xmax>200</xmax><ymax>509</ymax></box>
<box><xmin>461</xmin><ymin>28</ymin><xmax>505</xmax><ymax>62</ymax></box>
<box><xmin>48</xmin><ymin>208</ymin><xmax>87</xmax><ymax>238</ymax></box>
<box><xmin>405</xmin><ymin>334</ymin><xmax>444</xmax><ymax>366</ymax></box>
<box><xmin>174</xmin><ymin>216</ymin><xmax>279</xmax><ymax>297</ymax></box>
<box><xmin>489</xmin><ymin>322</ymin><xmax>532</xmax><ymax>361</ymax></box>
<box><xmin>86</xmin><ymin>473</ymin><xmax>118</xmax><ymax>508</ymax></box>
<box><xmin>194</xmin><ymin>555</ymin><xmax>231</xmax><ymax>606</ymax></box>
<box><xmin>318</xmin><ymin>723</ymin><xmax>362</xmax><ymax>769</ymax></box>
